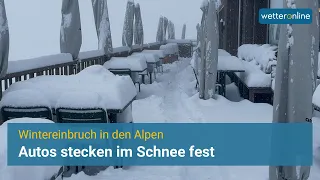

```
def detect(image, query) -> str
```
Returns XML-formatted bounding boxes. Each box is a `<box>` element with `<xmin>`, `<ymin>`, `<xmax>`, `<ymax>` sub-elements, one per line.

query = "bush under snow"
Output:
<box><xmin>237</xmin><ymin>44</ymin><xmax>277</xmax><ymax>74</ymax></box>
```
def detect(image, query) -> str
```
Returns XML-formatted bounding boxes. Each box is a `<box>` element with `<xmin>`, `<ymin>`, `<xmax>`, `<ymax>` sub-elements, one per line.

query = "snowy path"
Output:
<box><xmin>67</xmin><ymin>58</ymin><xmax>320</xmax><ymax>180</ymax></box>
<box><xmin>132</xmin><ymin>59</ymin><xmax>204</xmax><ymax>123</ymax></box>
<box><xmin>152</xmin><ymin>59</ymin><xmax>204</xmax><ymax>123</ymax></box>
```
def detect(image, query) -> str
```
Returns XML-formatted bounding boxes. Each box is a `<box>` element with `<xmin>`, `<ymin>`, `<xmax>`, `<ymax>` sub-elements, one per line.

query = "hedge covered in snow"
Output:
<box><xmin>237</xmin><ymin>44</ymin><xmax>277</xmax><ymax>74</ymax></box>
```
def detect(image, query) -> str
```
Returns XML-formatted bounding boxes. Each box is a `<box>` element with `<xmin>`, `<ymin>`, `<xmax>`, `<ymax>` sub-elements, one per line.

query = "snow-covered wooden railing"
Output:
<box><xmin>0</xmin><ymin>42</ymin><xmax>163</xmax><ymax>98</ymax></box>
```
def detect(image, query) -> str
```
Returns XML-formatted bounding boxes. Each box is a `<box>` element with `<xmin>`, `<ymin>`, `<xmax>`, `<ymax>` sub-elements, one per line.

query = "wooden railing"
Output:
<box><xmin>0</xmin><ymin>41</ymin><xmax>195</xmax><ymax>98</ymax></box>
<box><xmin>0</xmin><ymin>43</ymin><xmax>163</xmax><ymax>98</ymax></box>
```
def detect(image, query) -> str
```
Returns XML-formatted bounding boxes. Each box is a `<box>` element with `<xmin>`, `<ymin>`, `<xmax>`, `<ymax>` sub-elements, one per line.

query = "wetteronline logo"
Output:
<box><xmin>259</xmin><ymin>8</ymin><xmax>312</xmax><ymax>24</ymax></box>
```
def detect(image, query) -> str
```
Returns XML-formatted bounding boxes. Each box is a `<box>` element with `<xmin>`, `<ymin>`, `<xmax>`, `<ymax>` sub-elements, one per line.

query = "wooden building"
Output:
<box><xmin>218</xmin><ymin>0</ymin><xmax>270</xmax><ymax>55</ymax></box>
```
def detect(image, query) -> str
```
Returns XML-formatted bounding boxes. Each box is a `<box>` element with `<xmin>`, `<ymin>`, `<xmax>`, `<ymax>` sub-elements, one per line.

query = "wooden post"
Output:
<box><xmin>249</xmin><ymin>91</ymin><xmax>255</xmax><ymax>102</ymax></box>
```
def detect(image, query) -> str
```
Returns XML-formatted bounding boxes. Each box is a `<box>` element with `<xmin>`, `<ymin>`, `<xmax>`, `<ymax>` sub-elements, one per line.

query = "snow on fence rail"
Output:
<box><xmin>7</xmin><ymin>53</ymin><xmax>74</xmax><ymax>74</ymax></box>
<box><xmin>0</xmin><ymin>42</ymin><xmax>164</xmax><ymax>98</ymax></box>
<box><xmin>78</xmin><ymin>50</ymin><xmax>105</xmax><ymax>59</ymax></box>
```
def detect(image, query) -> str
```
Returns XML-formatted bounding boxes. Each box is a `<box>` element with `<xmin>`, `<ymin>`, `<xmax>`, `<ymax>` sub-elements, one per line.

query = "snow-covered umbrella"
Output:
<box><xmin>167</xmin><ymin>21</ymin><xmax>172</xmax><ymax>39</ymax></box>
<box><xmin>172</xmin><ymin>22</ymin><xmax>175</xmax><ymax>39</ymax></box>
<box><xmin>310</xmin><ymin>0</ymin><xmax>319</xmax><ymax>93</ymax></box>
<box><xmin>168</xmin><ymin>21</ymin><xmax>175</xmax><ymax>39</ymax></box>
<box><xmin>163</xmin><ymin>17</ymin><xmax>168</xmax><ymax>41</ymax></box>
<box><xmin>122</xmin><ymin>0</ymin><xmax>135</xmax><ymax>48</ymax></box>
<box><xmin>199</xmin><ymin>0</ymin><xmax>209</xmax><ymax>99</ymax></box>
<box><xmin>91</xmin><ymin>0</ymin><xmax>113</xmax><ymax>55</ymax></box>
<box><xmin>203</xmin><ymin>0</ymin><xmax>219</xmax><ymax>100</ymax></box>
<box><xmin>60</xmin><ymin>0</ymin><xmax>82</xmax><ymax>59</ymax></box>
<box><xmin>156</xmin><ymin>16</ymin><xmax>164</xmax><ymax>42</ymax></box>
<box><xmin>167</xmin><ymin>21</ymin><xmax>174</xmax><ymax>39</ymax></box>
<box><xmin>134</xmin><ymin>3</ymin><xmax>144</xmax><ymax>46</ymax></box>
<box><xmin>269</xmin><ymin>0</ymin><xmax>318</xmax><ymax>180</ymax></box>
<box><xmin>0</xmin><ymin>0</ymin><xmax>9</xmax><ymax>78</ymax></box>
<box><xmin>181</xmin><ymin>24</ymin><xmax>186</xmax><ymax>39</ymax></box>
<box><xmin>196</xmin><ymin>23</ymin><xmax>201</xmax><ymax>45</ymax></box>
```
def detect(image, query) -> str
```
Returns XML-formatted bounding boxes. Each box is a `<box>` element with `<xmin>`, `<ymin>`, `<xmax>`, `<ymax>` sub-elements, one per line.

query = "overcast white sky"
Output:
<box><xmin>4</xmin><ymin>0</ymin><xmax>202</xmax><ymax>61</ymax></box>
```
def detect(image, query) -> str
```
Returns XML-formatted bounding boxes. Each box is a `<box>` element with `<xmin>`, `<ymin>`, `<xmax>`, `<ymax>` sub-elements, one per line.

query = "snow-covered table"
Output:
<box><xmin>160</xmin><ymin>43</ymin><xmax>179</xmax><ymax>56</ymax></box>
<box><xmin>218</xmin><ymin>56</ymin><xmax>245</xmax><ymax>72</ymax></box>
<box><xmin>217</xmin><ymin>56</ymin><xmax>245</xmax><ymax>96</ymax></box>
<box><xmin>103</xmin><ymin>57</ymin><xmax>147</xmax><ymax>73</ymax></box>
<box><xmin>1</xmin><ymin>66</ymin><xmax>137</xmax><ymax>115</ymax></box>
<box><xmin>191</xmin><ymin>55</ymin><xmax>245</xmax><ymax>96</ymax></box>
<box><xmin>218</xmin><ymin>49</ymin><xmax>232</xmax><ymax>56</ymax></box>
<box><xmin>130</xmin><ymin>52</ymin><xmax>161</xmax><ymax>84</ymax></box>
<box><xmin>141</xmin><ymin>50</ymin><xmax>165</xmax><ymax>74</ymax></box>
<box><xmin>103</xmin><ymin>57</ymin><xmax>147</xmax><ymax>90</ymax></box>
<box><xmin>142</xmin><ymin>50</ymin><xmax>165</xmax><ymax>59</ymax></box>
<box><xmin>160</xmin><ymin>43</ymin><xmax>179</xmax><ymax>63</ymax></box>
<box><xmin>232</xmin><ymin>60</ymin><xmax>273</xmax><ymax>103</ymax></box>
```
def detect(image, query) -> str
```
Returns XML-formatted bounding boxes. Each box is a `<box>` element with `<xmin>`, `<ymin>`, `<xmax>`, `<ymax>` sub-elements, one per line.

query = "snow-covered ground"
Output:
<box><xmin>64</xmin><ymin>58</ymin><xmax>320</xmax><ymax>180</ymax></box>
<box><xmin>0</xmin><ymin>118</ymin><xmax>60</xmax><ymax>180</ymax></box>
<box><xmin>5</xmin><ymin>0</ymin><xmax>202</xmax><ymax>61</ymax></box>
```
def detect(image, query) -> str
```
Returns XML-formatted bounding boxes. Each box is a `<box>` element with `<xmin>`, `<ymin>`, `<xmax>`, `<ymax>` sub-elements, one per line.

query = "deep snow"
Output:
<box><xmin>0</xmin><ymin>118</ymin><xmax>60</xmax><ymax>180</ymax></box>
<box><xmin>63</xmin><ymin>58</ymin><xmax>320</xmax><ymax>180</ymax></box>
<box><xmin>3</xmin><ymin>65</ymin><xmax>137</xmax><ymax>110</ymax></box>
